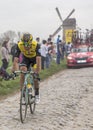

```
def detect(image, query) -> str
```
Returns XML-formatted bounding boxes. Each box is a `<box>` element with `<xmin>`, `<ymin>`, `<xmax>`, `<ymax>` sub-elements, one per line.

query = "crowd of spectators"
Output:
<box><xmin>0</xmin><ymin>34</ymin><xmax>72</xmax><ymax>80</ymax></box>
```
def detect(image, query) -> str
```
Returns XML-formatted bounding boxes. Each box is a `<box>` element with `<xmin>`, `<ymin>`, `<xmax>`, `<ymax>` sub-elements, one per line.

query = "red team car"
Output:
<box><xmin>67</xmin><ymin>44</ymin><xmax>93</xmax><ymax>68</ymax></box>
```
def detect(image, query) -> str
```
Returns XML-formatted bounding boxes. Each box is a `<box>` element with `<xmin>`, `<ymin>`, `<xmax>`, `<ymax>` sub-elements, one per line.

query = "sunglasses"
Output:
<box><xmin>23</xmin><ymin>42</ymin><xmax>31</xmax><ymax>47</ymax></box>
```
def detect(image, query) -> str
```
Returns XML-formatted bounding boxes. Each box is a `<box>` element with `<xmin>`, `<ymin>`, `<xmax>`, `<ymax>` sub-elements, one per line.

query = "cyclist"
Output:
<box><xmin>12</xmin><ymin>33</ymin><xmax>41</xmax><ymax>103</ymax></box>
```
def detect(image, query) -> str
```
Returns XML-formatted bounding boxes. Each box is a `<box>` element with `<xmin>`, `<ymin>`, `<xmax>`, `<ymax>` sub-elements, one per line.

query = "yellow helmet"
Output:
<box><xmin>21</xmin><ymin>33</ymin><xmax>33</xmax><ymax>46</ymax></box>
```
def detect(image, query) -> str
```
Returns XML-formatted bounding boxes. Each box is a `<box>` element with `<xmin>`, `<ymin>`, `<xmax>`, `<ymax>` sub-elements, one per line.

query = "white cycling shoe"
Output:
<box><xmin>35</xmin><ymin>95</ymin><xmax>40</xmax><ymax>104</ymax></box>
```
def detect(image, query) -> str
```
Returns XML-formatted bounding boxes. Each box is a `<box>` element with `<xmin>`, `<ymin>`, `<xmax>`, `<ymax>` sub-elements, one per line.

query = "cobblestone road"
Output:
<box><xmin>0</xmin><ymin>67</ymin><xmax>93</xmax><ymax>130</ymax></box>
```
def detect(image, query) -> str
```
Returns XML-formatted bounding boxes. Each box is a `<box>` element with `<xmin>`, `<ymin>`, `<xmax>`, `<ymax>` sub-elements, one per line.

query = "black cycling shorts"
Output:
<box><xmin>19</xmin><ymin>54</ymin><xmax>36</xmax><ymax>69</ymax></box>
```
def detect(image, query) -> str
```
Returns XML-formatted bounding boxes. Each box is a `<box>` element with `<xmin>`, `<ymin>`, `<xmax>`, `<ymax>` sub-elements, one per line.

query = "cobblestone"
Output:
<box><xmin>0</xmin><ymin>67</ymin><xmax>93</xmax><ymax>130</ymax></box>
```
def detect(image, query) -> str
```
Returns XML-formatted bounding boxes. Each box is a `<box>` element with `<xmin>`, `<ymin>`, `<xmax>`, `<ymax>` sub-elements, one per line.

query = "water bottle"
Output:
<box><xmin>27</xmin><ymin>84</ymin><xmax>32</xmax><ymax>95</ymax></box>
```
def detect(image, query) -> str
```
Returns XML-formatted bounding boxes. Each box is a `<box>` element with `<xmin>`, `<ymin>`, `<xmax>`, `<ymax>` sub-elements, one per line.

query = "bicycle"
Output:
<box><xmin>14</xmin><ymin>69</ymin><xmax>36</xmax><ymax>123</ymax></box>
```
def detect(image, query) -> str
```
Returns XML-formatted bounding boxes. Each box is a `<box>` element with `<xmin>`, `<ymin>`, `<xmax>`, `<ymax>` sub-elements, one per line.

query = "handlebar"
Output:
<box><xmin>14</xmin><ymin>70</ymin><xmax>34</xmax><ymax>74</ymax></box>
<box><xmin>12</xmin><ymin>70</ymin><xmax>40</xmax><ymax>81</ymax></box>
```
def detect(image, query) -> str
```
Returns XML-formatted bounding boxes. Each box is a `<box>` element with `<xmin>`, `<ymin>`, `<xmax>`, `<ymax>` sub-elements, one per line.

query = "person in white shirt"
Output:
<box><xmin>41</xmin><ymin>40</ymin><xmax>47</xmax><ymax>69</ymax></box>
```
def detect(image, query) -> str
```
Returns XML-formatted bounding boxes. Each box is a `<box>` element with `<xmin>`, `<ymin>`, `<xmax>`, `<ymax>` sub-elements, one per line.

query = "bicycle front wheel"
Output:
<box><xmin>20</xmin><ymin>87</ymin><xmax>27</xmax><ymax>123</ymax></box>
<box><xmin>29</xmin><ymin>87</ymin><xmax>36</xmax><ymax>114</ymax></box>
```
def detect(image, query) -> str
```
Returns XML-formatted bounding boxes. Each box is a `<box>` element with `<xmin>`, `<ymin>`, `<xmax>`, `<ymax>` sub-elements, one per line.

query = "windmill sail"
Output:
<box><xmin>55</xmin><ymin>7</ymin><xmax>63</xmax><ymax>23</ymax></box>
<box><xmin>64</xmin><ymin>9</ymin><xmax>75</xmax><ymax>21</ymax></box>
<box><xmin>52</xmin><ymin>25</ymin><xmax>62</xmax><ymax>37</ymax></box>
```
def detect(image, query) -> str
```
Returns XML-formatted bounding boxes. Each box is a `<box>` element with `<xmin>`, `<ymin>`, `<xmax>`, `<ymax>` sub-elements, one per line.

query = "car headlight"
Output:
<box><xmin>89</xmin><ymin>55</ymin><xmax>93</xmax><ymax>58</ymax></box>
<box><xmin>67</xmin><ymin>56</ymin><xmax>73</xmax><ymax>60</ymax></box>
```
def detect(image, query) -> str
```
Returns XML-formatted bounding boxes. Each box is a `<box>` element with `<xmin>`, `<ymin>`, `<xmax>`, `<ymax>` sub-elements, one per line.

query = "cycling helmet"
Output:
<box><xmin>21</xmin><ymin>33</ymin><xmax>33</xmax><ymax>46</ymax></box>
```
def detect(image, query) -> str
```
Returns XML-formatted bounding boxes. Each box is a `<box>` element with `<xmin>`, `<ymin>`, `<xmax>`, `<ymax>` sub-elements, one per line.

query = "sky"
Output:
<box><xmin>0</xmin><ymin>0</ymin><xmax>93</xmax><ymax>40</ymax></box>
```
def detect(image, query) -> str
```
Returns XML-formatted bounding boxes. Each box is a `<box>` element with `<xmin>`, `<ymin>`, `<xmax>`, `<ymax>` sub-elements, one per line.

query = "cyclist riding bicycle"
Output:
<box><xmin>12</xmin><ymin>33</ymin><xmax>41</xmax><ymax>103</ymax></box>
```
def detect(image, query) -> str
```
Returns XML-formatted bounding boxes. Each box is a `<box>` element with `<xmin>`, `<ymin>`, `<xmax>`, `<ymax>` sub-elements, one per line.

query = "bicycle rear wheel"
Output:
<box><xmin>29</xmin><ymin>87</ymin><xmax>36</xmax><ymax>114</ymax></box>
<box><xmin>20</xmin><ymin>87</ymin><xmax>27</xmax><ymax>123</ymax></box>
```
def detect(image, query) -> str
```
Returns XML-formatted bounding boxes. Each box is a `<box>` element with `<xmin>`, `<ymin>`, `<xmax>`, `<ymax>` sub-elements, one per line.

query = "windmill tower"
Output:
<box><xmin>52</xmin><ymin>7</ymin><xmax>76</xmax><ymax>43</ymax></box>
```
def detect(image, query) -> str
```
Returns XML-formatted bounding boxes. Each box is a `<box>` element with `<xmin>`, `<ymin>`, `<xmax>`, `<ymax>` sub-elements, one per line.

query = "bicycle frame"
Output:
<box><xmin>23</xmin><ymin>72</ymin><xmax>34</xmax><ymax>105</ymax></box>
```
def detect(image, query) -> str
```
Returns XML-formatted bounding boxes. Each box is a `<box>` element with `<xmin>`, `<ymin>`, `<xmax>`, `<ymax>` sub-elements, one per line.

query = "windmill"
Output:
<box><xmin>51</xmin><ymin>7</ymin><xmax>76</xmax><ymax>43</ymax></box>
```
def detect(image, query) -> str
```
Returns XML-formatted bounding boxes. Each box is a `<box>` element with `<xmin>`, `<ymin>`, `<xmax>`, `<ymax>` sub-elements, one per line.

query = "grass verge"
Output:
<box><xmin>0</xmin><ymin>59</ymin><xmax>67</xmax><ymax>99</ymax></box>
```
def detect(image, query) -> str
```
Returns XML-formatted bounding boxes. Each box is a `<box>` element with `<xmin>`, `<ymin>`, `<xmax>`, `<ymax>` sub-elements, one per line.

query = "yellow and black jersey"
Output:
<box><xmin>14</xmin><ymin>40</ymin><xmax>41</xmax><ymax>58</ymax></box>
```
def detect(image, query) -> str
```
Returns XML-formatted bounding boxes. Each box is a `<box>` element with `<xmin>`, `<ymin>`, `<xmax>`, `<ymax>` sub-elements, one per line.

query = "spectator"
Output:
<box><xmin>66</xmin><ymin>42</ymin><xmax>72</xmax><ymax>56</ymax></box>
<box><xmin>1</xmin><ymin>40</ymin><xmax>10</xmax><ymax>70</ymax></box>
<box><xmin>56</xmin><ymin>35</ymin><xmax>61</xmax><ymax>44</ymax></box>
<box><xmin>61</xmin><ymin>41</ymin><xmax>66</xmax><ymax>60</ymax></box>
<box><xmin>0</xmin><ymin>40</ymin><xmax>11</xmax><ymax>80</ymax></box>
<box><xmin>45</xmin><ymin>38</ymin><xmax>51</xmax><ymax>68</ymax></box>
<box><xmin>36</xmin><ymin>37</ymin><xmax>41</xmax><ymax>45</ymax></box>
<box><xmin>0</xmin><ymin>67</ymin><xmax>10</xmax><ymax>80</ymax></box>
<box><xmin>11</xmin><ymin>43</ymin><xmax>18</xmax><ymax>62</ymax></box>
<box><xmin>56</xmin><ymin>40</ymin><xmax>62</xmax><ymax>64</ymax></box>
<box><xmin>41</xmin><ymin>40</ymin><xmax>47</xmax><ymax>69</ymax></box>
<box><xmin>47</xmin><ymin>42</ymin><xmax>54</xmax><ymax>62</ymax></box>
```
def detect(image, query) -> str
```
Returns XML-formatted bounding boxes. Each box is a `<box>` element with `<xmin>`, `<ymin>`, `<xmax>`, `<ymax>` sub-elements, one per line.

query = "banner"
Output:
<box><xmin>65</xmin><ymin>29</ymin><xmax>73</xmax><ymax>43</ymax></box>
